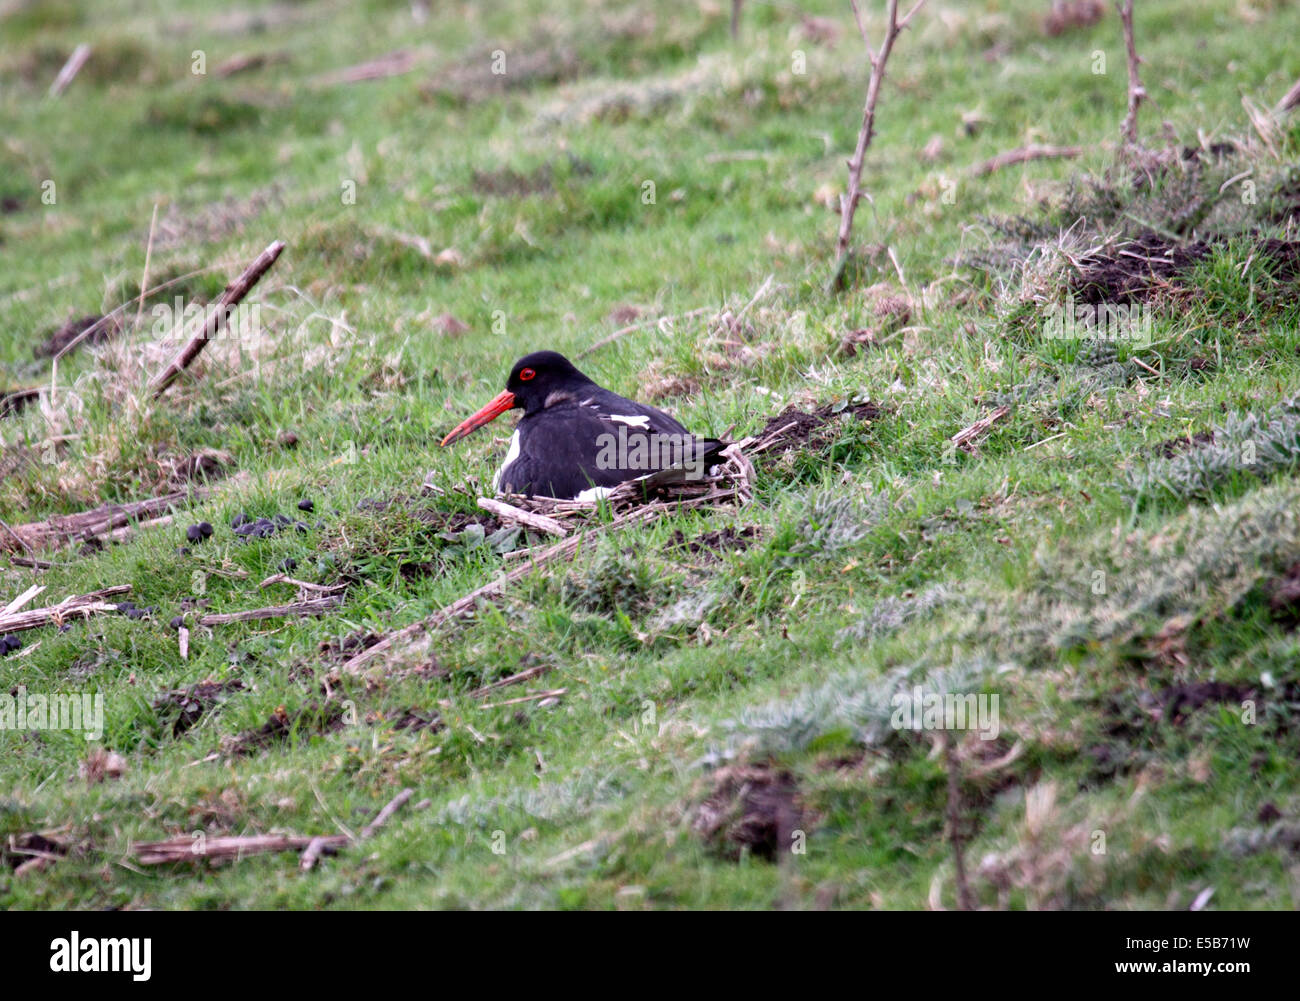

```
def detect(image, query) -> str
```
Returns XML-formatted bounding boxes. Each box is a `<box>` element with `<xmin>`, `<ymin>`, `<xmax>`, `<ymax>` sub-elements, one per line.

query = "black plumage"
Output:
<box><xmin>441</xmin><ymin>351</ymin><xmax>725</xmax><ymax>500</ymax></box>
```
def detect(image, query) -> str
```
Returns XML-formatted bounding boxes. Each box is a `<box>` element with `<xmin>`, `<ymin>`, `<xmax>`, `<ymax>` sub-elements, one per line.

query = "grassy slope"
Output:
<box><xmin>2</xmin><ymin>0</ymin><xmax>1299</xmax><ymax>909</ymax></box>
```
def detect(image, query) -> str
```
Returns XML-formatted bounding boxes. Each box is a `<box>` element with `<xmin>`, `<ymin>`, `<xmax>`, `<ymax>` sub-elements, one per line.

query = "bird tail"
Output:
<box><xmin>633</xmin><ymin>437</ymin><xmax>732</xmax><ymax>492</ymax></box>
<box><xmin>699</xmin><ymin>437</ymin><xmax>729</xmax><ymax>467</ymax></box>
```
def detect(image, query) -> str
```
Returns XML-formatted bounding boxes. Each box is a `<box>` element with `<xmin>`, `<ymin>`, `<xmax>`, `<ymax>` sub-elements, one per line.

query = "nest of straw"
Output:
<box><xmin>496</xmin><ymin>442</ymin><xmax>755</xmax><ymax>521</ymax></box>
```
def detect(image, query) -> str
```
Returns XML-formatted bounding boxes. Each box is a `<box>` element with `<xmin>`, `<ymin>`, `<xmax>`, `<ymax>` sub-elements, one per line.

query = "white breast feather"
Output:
<box><xmin>492</xmin><ymin>430</ymin><xmax>521</xmax><ymax>493</ymax></box>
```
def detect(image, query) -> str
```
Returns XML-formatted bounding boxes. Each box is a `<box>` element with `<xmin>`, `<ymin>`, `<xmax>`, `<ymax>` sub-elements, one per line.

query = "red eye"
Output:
<box><xmin>519</xmin><ymin>368</ymin><xmax>536</xmax><ymax>381</ymax></box>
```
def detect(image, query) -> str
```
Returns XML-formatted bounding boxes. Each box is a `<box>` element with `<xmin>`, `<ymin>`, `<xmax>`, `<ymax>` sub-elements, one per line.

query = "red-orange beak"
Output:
<box><xmin>440</xmin><ymin>390</ymin><xmax>516</xmax><ymax>446</ymax></box>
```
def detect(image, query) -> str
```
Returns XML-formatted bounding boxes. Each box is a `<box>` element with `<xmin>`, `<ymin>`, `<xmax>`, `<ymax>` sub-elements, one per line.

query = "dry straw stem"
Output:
<box><xmin>477</xmin><ymin>497</ymin><xmax>569</xmax><ymax>537</ymax></box>
<box><xmin>51</xmin><ymin>264</ymin><xmax>227</xmax><ymax>363</ymax></box>
<box><xmin>480</xmin><ymin>688</ymin><xmax>567</xmax><ymax>710</ymax></box>
<box><xmin>951</xmin><ymin>405</ymin><xmax>1011</xmax><ymax>452</ymax></box>
<box><xmin>972</xmin><ymin>144</ymin><xmax>1083</xmax><ymax>176</ymax></box>
<box><xmin>582</xmin><ymin>274</ymin><xmax>773</xmax><ymax>359</ymax></box>
<box><xmin>1275</xmin><ymin>77</ymin><xmax>1300</xmax><ymax>115</ymax></box>
<box><xmin>196</xmin><ymin>594</ymin><xmax>342</xmax><ymax>626</ymax></box>
<box><xmin>830</xmin><ymin>0</ymin><xmax>926</xmax><ymax>292</ymax></box>
<box><xmin>466</xmin><ymin>664</ymin><xmax>551</xmax><ymax>698</ymax></box>
<box><xmin>943</xmin><ymin>735</ymin><xmax>976</xmax><ymax>911</ymax></box>
<box><xmin>344</xmin><ymin>444</ymin><xmax>755</xmax><ymax>676</ymax></box>
<box><xmin>134</xmin><ymin>787</ymin><xmax>414</xmax><ymax>868</ymax></box>
<box><xmin>0</xmin><ymin>586</ymin><xmax>130</xmax><ymax>637</ymax></box>
<box><xmin>342</xmin><ymin>506</ymin><xmax>661</xmax><ymax>676</ymax></box>
<box><xmin>133</xmin><ymin>834</ymin><xmax>344</xmax><ymax>866</ymax></box>
<box><xmin>257</xmin><ymin>573</ymin><xmax>347</xmax><ymax>593</ymax></box>
<box><xmin>579</xmin><ymin>306</ymin><xmax>711</xmax><ymax>358</ymax></box>
<box><xmin>1</xmin><ymin>487</ymin><xmax>217</xmax><ymax>553</ymax></box>
<box><xmin>48</xmin><ymin>43</ymin><xmax>90</xmax><ymax>98</ymax></box>
<box><xmin>149</xmin><ymin>240</ymin><xmax>286</xmax><ymax>398</ymax></box>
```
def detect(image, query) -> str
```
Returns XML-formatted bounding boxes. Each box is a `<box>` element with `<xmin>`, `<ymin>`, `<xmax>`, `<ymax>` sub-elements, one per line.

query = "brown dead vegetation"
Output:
<box><xmin>1043</xmin><ymin>0</ymin><xmax>1105</xmax><ymax>37</ymax></box>
<box><xmin>692</xmin><ymin>764</ymin><xmax>805</xmax><ymax>862</ymax></box>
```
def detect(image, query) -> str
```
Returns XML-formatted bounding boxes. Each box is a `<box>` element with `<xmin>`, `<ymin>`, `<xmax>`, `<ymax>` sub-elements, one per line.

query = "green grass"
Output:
<box><xmin>3</xmin><ymin>0</ymin><xmax>1300</xmax><ymax>909</ymax></box>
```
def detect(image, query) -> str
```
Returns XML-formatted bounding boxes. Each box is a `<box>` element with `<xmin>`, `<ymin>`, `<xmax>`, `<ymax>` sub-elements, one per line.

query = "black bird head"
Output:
<box><xmin>440</xmin><ymin>351</ymin><xmax>595</xmax><ymax>445</ymax></box>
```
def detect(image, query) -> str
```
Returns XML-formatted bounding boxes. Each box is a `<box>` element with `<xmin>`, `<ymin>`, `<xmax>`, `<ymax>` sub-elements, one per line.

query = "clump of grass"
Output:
<box><xmin>836</xmin><ymin>585</ymin><xmax>954</xmax><ymax>647</ymax></box>
<box><xmin>1128</xmin><ymin>395</ymin><xmax>1300</xmax><ymax>503</ymax></box>
<box><xmin>710</xmin><ymin>657</ymin><xmax>1002</xmax><ymax>761</ymax></box>
<box><xmin>647</xmin><ymin>581</ymin><xmax>726</xmax><ymax>636</ymax></box>
<box><xmin>781</xmin><ymin>490</ymin><xmax>884</xmax><ymax>561</ymax></box>
<box><xmin>1008</xmin><ymin>481</ymin><xmax>1300</xmax><ymax>657</ymax></box>
<box><xmin>560</xmin><ymin>541</ymin><xmax>670</xmax><ymax>616</ymax></box>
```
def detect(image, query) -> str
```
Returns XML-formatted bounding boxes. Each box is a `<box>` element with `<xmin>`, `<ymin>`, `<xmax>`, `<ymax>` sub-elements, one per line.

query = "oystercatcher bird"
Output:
<box><xmin>441</xmin><ymin>350</ymin><xmax>726</xmax><ymax>500</ymax></box>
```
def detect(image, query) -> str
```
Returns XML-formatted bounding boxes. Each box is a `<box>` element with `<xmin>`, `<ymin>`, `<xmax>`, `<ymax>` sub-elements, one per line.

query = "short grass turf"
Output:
<box><xmin>2</xmin><ymin>0</ymin><xmax>1300</xmax><ymax>909</ymax></box>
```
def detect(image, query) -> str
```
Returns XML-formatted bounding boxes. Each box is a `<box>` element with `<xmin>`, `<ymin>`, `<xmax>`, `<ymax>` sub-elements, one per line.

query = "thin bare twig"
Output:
<box><xmin>149</xmin><ymin>240</ymin><xmax>286</xmax><ymax>398</ymax></box>
<box><xmin>10</xmin><ymin>556</ymin><xmax>54</xmax><ymax>570</ymax></box>
<box><xmin>830</xmin><ymin>0</ymin><xmax>927</xmax><ymax>291</ymax></box>
<box><xmin>48</xmin><ymin>44</ymin><xmax>91</xmax><ymax>98</ymax></box>
<box><xmin>343</xmin><ymin>512</ymin><xmax>645</xmax><ymax>676</ymax></box>
<box><xmin>467</xmin><ymin>664</ymin><xmax>552</xmax><ymax>698</ymax></box>
<box><xmin>972</xmin><ymin>143</ymin><xmax>1083</xmax><ymax>176</ymax></box>
<box><xmin>53</xmin><ymin>264</ymin><xmax>228</xmax><ymax>362</ymax></box>
<box><xmin>476</xmin><ymin>497</ymin><xmax>568</xmax><ymax>537</ymax></box>
<box><xmin>848</xmin><ymin>0</ymin><xmax>871</xmax><ymax>48</ymax></box>
<box><xmin>303</xmin><ymin>787</ymin><xmax>415</xmax><ymax>870</ymax></box>
<box><xmin>359</xmin><ymin>788</ymin><xmax>415</xmax><ymax>839</ymax></box>
<box><xmin>196</xmin><ymin>595</ymin><xmax>341</xmax><ymax>626</ymax></box>
<box><xmin>0</xmin><ymin>518</ymin><xmax>36</xmax><ymax>556</ymax></box>
<box><xmin>298</xmin><ymin>836</ymin><xmax>334</xmax><ymax>871</ymax></box>
<box><xmin>313</xmin><ymin>49</ymin><xmax>426</xmax><ymax>87</ymax></box>
<box><xmin>951</xmin><ymin>405</ymin><xmax>1011</xmax><ymax>452</ymax></box>
<box><xmin>0</xmin><ymin>586</ymin><xmax>131</xmax><ymax>637</ymax></box>
<box><xmin>1117</xmin><ymin>0</ymin><xmax>1146</xmax><ymax>148</ymax></box>
<box><xmin>257</xmin><ymin>573</ymin><xmax>347</xmax><ymax>593</ymax></box>
<box><xmin>943</xmin><ymin>735</ymin><xmax>975</xmax><ymax>911</ymax></box>
<box><xmin>480</xmin><ymin>689</ymin><xmax>567</xmax><ymax>710</ymax></box>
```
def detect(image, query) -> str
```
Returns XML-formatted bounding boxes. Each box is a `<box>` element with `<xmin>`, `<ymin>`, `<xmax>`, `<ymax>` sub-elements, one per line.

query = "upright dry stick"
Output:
<box><xmin>1117</xmin><ymin>0</ymin><xmax>1146</xmax><ymax>148</ymax></box>
<box><xmin>830</xmin><ymin>0</ymin><xmax>926</xmax><ymax>292</ymax></box>
<box><xmin>149</xmin><ymin>240</ymin><xmax>286</xmax><ymax>398</ymax></box>
<box><xmin>943</xmin><ymin>735</ymin><xmax>975</xmax><ymax>911</ymax></box>
<box><xmin>48</xmin><ymin>44</ymin><xmax>91</xmax><ymax>98</ymax></box>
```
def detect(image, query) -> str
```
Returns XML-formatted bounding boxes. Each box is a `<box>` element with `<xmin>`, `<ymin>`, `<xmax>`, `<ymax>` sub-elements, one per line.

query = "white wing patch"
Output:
<box><xmin>492</xmin><ymin>429</ymin><xmax>521</xmax><ymax>494</ymax></box>
<box><xmin>609</xmin><ymin>414</ymin><xmax>650</xmax><ymax>428</ymax></box>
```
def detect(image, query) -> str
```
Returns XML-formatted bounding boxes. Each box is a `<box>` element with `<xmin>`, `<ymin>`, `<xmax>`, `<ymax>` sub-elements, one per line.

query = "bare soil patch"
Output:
<box><xmin>152</xmin><ymin>679</ymin><xmax>246</xmax><ymax>737</ymax></box>
<box><xmin>755</xmin><ymin>400</ymin><xmax>882</xmax><ymax>458</ymax></box>
<box><xmin>693</xmin><ymin>765</ymin><xmax>804</xmax><ymax>862</ymax></box>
